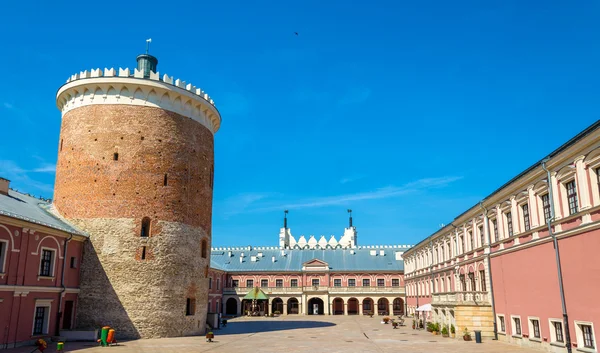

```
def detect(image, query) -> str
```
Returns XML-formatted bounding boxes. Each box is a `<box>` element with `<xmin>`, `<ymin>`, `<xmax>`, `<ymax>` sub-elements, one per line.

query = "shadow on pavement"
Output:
<box><xmin>220</xmin><ymin>320</ymin><xmax>336</xmax><ymax>335</ymax></box>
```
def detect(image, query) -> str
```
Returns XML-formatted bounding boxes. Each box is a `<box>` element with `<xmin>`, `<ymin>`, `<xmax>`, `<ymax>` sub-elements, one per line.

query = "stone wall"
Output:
<box><xmin>454</xmin><ymin>305</ymin><xmax>495</xmax><ymax>338</ymax></box>
<box><xmin>74</xmin><ymin>218</ymin><xmax>209</xmax><ymax>338</ymax></box>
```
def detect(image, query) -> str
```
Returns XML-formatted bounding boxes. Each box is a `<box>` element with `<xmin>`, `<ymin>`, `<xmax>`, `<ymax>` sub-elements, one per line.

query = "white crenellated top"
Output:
<box><xmin>56</xmin><ymin>68</ymin><xmax>221</xmax><ymax>134</ymax></box>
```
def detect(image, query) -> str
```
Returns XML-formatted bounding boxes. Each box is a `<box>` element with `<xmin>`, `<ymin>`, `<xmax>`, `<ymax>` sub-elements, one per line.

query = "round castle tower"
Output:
<box><xmin>54</xmin><ymin>54</ymin><xmax>221</xmax><ymax>338</ymax></box>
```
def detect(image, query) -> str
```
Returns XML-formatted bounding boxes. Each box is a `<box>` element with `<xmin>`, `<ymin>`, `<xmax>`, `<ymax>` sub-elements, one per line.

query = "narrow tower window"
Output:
<box><xmin>201</xmin><ymin>239</ymin><xmax>208</xmax><ymax>258</ymax></box>
<box><xmin>141</xmin><ymin>246</ymin><xmax>147</xmax><ymax>260</ymax></box>
<box><xmin>60</xmin><ymin>139</ymin><xmax>63</xmax><ymax>152</ymax></box>
<box><xmin>141</xmin><ymin>217</ymin><xmax>151</xmax><ymax>237</ymax></box>
<box><xmin>164</xmin><ymin>174</ymin><xmax>168</xmax><ymax>186</ymax></box>
<box><xmin>113</xmin><ymin>152</ymin><xmax>119</xmax><ymax>161</ymax></box>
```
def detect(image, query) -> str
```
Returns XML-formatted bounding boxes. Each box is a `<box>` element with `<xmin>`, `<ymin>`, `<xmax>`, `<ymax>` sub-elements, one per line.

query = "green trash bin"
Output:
<box><xmin>474</xmin><ymin>330</ymin><xmax>482</xmax><ymax>343</ymax></box>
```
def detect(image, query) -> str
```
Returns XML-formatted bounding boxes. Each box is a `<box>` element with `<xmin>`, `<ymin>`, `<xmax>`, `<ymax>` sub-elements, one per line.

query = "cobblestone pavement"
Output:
<box><xmin>5</xmin><ymin>315</ymin><xmax>541</xmax><ymax>353</ymax></box>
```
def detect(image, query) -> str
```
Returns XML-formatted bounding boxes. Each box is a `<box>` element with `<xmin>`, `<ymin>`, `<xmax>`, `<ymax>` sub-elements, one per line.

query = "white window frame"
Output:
<box><xmin>548</xmin><ymin>318</ymin><xmax>565</xmax><ymax>346</ymax></box>
<box><xmin>32</xmin><ymin>299</ymin><xmax>53</xmax><ymax>335</ymax></box>
<box><xmin>575</xmin><ymin>320</ymin><xmax>597</xmax><ymax>352</ymax></box>
<box><xmin>528</xmin><ymin>316</ymin><xmax>542</xmax><ymax>341</ymax></box>
<box><xmin>511</xmin><ymin>315</ymin><xmax>522</xmax><ymax>337</ymax></box>
<box><xmin>38</xmin><ymin>247</ymin><xmax>57</xmax><ymax>279</ymax></box>
<box><xmin>0</xmin><ymin>239</ymin><xmax>8</xmax><ymax>275</ymax></box>
<box><xmin>311</xmin><ymin>278</ymin><xmax>319</xmax><ymax>287</ymax></box>
<box><xmin>497</xmin><ymin>314</ymin><xmax>506</xmax><ymax>334</ymax></box>
<box><xmin>333</xmin><ymin>278</ymin><xmax>342</xmax><ymax>287</ymax></box>
<box><xmin>560</xmin><ymin>177</ymin><xmax>578</xmax><ymax>217</ymax></box>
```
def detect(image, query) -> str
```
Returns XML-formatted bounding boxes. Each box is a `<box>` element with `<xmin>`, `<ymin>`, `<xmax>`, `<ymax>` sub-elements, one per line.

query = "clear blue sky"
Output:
<box><xmin>1</xmin><ymin>1</ymin><xmax>599</xmax><ymax>247</ymax></box>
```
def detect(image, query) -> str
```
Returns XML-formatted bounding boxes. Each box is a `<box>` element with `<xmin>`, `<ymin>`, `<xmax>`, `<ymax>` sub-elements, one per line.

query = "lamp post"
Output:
<box><xmin>541</xmin><ymin>159</ymin><xmax>572</xmax><ymax>353</ymax></box>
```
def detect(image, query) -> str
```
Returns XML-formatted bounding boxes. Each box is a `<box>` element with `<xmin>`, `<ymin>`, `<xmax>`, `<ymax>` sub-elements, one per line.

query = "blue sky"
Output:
<box><xmin>1</xmin><ymin>1</ymin><xmax>599</xmax><ymax>247</ymax></box>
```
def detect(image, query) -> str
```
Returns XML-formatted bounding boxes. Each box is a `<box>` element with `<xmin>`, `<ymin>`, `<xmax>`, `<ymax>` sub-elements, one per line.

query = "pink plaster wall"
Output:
<box><xmin>491</xmin><ymin>228</ymin><xmax>600</xmax><ymax>347</ymax></box>
<box><xmin>0</xmin><ymin>221</ymin><xmax>84</xmax><ymax>347</ymax></box>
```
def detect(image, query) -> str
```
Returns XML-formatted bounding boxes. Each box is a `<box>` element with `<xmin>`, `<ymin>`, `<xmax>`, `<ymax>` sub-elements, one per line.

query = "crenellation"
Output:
<box><xmin>118</xmin><ymin>67</ymin><xmax>130</xmax><ymax>77</ymax></box>
<box><xmin>91</xmin><ymin>68</ymin><xmax>102</xmax><ymax>77</ymax></box>
<box><xmin>134</xmin><ymin>68</ymin><xmax>144</xmax><ymax>78</ymax></box>
<box><xmin>104</xmin><ymin>68</ymin><xmax>116</xmax><ymax>76</ymax></box>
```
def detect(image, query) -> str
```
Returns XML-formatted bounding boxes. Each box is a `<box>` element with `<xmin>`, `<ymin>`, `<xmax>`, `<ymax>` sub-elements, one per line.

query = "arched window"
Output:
<box><xmin>141</xmin><ymin>217</ymin><xmax>151</xmax><ymax>237</ymax></box>
<box><xmin>201</xmin><ymin>239</ymin><xmax>208</xmax><ymax>258</ymax></box>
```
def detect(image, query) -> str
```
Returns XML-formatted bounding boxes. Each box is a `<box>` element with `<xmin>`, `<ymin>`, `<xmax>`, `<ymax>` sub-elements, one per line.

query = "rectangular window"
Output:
<box><xmin>70</xmin><ymin>257</ymin><xmax>77</xmax><ymax>269</ymax></box>
<box><xmin>492</xmin><ymin>219</ymin><xmax>498</xmax><ymax>242</ymax></box>
<box><xmin>209</xmin><ymin>277</ymin><xmax>212</xmax><ymax>289</ymax></box>
<box><xmin>246</xmin><ymin>279</ymin><xmax>253</xmax><ymax>288</ymax></box>
<box><xmin>39</xmin><ymin>249</ymin><xmax>54</xmax><ymax>277</ymax></box>
<box><xmin>566</xmin><ymin>180</ymin><xmax>579</xmax><ymax>215</ymax></box>
<box><xmin>363</xmin><ymin>279</ymin><xmax>370</xmax><ymax>287</ymax></box>
<box><xmin>377</xmin><ymin>279</ymin><xmax>385</xmax><ymax>287</ymax></box>
<box><xmin>460</xmin><ymin>235</ymin><xmax>465</xmax><ymax>253</ymax></box>
<box><xmin>348</xmin><ymin>279</ymin><xmax>356</xmax><ymax>287</ymax></box>
<box><xmin>582</xmin><ymin>324</ymin><xmax>595</xmax><ymax>349</ymax></box>
<box><xmin>459</xmin><ymin>274</ymin><xmax>466</xmax><ymax>291</ymax></box>
<box><xmin>0</xmin><ymin>241</ymin><xmax>6</xmax><ymax>273</ymax></box>
<box><xmin>499</xmin><ymin>316</ymin><xmax>506</xmax><ymax>332</ymax></box>
<box><xmin>468</xmin><ymin>272</ymin><xmax>476</xmax><ymax>292</ymax></box>
<box><xmin>506</xmin><ymin>212</ymin><xmax>513</xmax><ymax>237</ymax></box>
<box><xmin>311</xmin><ymin>278</ymin><xmax>319</xmax><ymax>287</ymax></box>
<box><xmin>514</xmin><ymin>317</ymin><xmax>522</xmax><ymax>335</ymax></box>
<box><xmin>479</xmin><ymin>270</ymin><xmax>486</xmax><ymax>292</ymax></box>
<box><xmin>217</xmin><ymin>278</ymin><xmax>221</xmax><ymax>290</ymax></box>
<box><xmin>554</xmin><ymin>321</ymin><xmax>564</xmax><ymax>342</ymax></box>
<box><xmin>392</xmin><ymin>279</ymin><xmax>400</xmax><ymax>287</ymax></box>
<box><xmin>33</xmin><ymin>306</ymin><xmax>48</xmax><ymax>334</ymax></box>
<box><xmin>276</xmin><ymin>279</ymin><xmax>283</xmax><ymax>287</ymax></box>
<box><xmin>261</xmin><ymin>279</ymin><xmax>268</xmax><ymax>287</ymax></box>
<box><xmin>532</xmin><ymin>319</ymin><xmax>540</xmax><ymax>338</ymax></box>
<box><xmin>185</xmin><ymin>298</ymin><xmax>195</xmax><ymax>316</ymax></box>
<box><xmin>334</xmin><ymin>279</ymin><xmax>341</xmax><ymax>287</ymax></box>
<box><xmin>232</xmin><ymin>279</ymin><xmax>239</xmax><ymax>287</ymax></box>
<box><xmin>469</xmin><ymin>231</ymin><xmax>474</xmax><ymax>250</ymax></box>
<box><xmin>542</xmin><ymin>194</ymin><xmax>552</xmax><ymax>223</ymax></box>
<box><xmin>479</xmin><ymin>226</ymin><xmax>484</xmax><ymax>247</ymax></box>
<box><xmin>290</xmin><ymin>279</ymin><xmax>298</xmax><ymax>287</ymax></box>
<box><xmin>522</xmin><ymin>204</ymin><xmax>530</xmax><ymax>231</ymax></box>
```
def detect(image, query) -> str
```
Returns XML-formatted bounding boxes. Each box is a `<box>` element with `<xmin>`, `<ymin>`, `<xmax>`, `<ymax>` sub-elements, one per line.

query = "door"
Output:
<box><xmin>62</xmin><ymin>301</ymin><xmax>74</xmax><ymax>329</ymax></box>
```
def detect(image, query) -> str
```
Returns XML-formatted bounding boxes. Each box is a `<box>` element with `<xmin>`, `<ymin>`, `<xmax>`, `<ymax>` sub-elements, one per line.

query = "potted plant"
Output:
<box><xmin>383</xmin><ymin>316</ymin><xmax>391</xmax><ymax>324</ymax></box>
<box><xmin>419</xmin><ymin>319</ymin><xmax>423</xmax><ymax>329</ymax></box>
<box><xmin>368</xmin><ymin>311</ymin><xmax>374</xmax><ymax>318</ymax></box>
<box><xmin>392</xmin><ymin>321</ymin><xmax>399</xmax><ymax>329</ymax></box>
<box><xmin>206</xmin><ymin>331</ymin><xmax>214</xmax><ymax>342</ymax></box>
<box><xmin>432</xmin><ymin>323</ymin><xmax>439</xmax><ymax>335</ymax></box>
<box><xmin>34</xmin><ymin>339</ymin><xmax>47</xmax><ymax>352</ymax></box>
<box><xmin>463</xmin><ymin>327</ymin><xmax>472</xmax><ymax>341</ymax></box>
<box><xmin>426</xmin><ymin>322</ymin><xmax>433</xmax><ymax>332</ymax></box>
<box><xmin>450</xmin><ymin>324</ymin><xmax>456</xmax><ymax>338</ymax></box>
<box><xmin>412</xmin><ymin>320</ymin><xmax>416</xmax><ymax>329</ymax></box>
<box><xmin>442</xmin><ymin>326</ymin><xmax>449</xmax><ymax>338</ymax></box>
<box><xmin>274</xmin><ymin>310</ymin><xmax>281</xmax><ymax>316</ymax></box>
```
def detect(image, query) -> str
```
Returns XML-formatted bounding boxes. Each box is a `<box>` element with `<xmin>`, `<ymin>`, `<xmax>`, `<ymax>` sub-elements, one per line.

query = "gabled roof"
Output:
<box><xmin>0</xmin><ymin>189</ymin><xmax>86</xmax><ymax>236</ymax></box>
<box><xmin>211</xmin><ymin>247</ymin><xmax>406</xmax><ymax>272</ymax></box>
<box><xmin>242</xmin><ymin>287</ymin><xmax>269</xmax><ymax>300</ymax></box>
<box><xmin>303</xmin><ymin>258</ymin><xmax>329</xmax><ymax>267</ymax></box>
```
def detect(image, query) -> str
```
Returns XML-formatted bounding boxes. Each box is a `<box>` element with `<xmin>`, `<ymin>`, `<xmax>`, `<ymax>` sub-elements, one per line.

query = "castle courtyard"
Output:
<box><xmin>4</xmin><ymin>316</ymin><xmax>540</xmax><ymax>353</ymax></box>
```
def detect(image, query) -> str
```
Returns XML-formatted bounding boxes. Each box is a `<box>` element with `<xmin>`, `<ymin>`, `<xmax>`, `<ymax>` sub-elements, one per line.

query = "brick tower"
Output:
<box><xmin>53</xmin><ymin>54</ymin><xmax>221</xmax><ymax>338</ymax></box>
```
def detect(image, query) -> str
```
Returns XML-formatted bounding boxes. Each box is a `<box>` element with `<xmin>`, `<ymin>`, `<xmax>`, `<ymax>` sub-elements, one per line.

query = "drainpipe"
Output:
<box><xmin>479</xmin><ymin>202</ymin><xmax>498</xmax><ymax>340</ymax></box>
<box><xmin>542</xmin><ymin>159</ymin><xmax>572</xmax><ymax>353</ymax></box>
<box><xmin>55</xmin><ymin>233</ymin><xmax>73</xmax><ymax>336</ymax></box>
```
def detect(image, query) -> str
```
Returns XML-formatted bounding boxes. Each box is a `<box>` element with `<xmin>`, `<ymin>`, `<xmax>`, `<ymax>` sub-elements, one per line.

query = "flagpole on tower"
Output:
<box><xmin>146</xmin><ymin>38</ymin><xmax>152</xmax><ymax>54</ymax></box>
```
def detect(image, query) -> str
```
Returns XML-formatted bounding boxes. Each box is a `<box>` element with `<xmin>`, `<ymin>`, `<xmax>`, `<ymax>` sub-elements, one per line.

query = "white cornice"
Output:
<box><xmin>56</xmin><ymin>70</ymin><xmax>221</xmax><ymax>134</ymax></box>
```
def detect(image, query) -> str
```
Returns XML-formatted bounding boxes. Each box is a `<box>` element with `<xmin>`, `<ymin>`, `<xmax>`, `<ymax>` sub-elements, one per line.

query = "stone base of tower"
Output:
<box><xmin>72</xmin><ymin>218</ymin><xmax>210</xmax><ymax>338</ymax></box>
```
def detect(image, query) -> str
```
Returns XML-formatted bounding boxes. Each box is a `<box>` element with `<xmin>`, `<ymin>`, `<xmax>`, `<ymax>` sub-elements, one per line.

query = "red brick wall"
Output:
<box><xmin>54</xmin><ymin>105</ymin><xmax>214</xmax><ymax>233</ymax></box>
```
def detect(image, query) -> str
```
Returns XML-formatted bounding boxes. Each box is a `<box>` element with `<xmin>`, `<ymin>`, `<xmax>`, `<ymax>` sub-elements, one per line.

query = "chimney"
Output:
<box><xmin>0</xmin><ymin>178</ymin><xmax>9</xmax><ymax>196</ymax></box>
<box><xmin>347</xmin><ymin>209</ymin><xmax>353</xmax><ymax>227</ymax></box>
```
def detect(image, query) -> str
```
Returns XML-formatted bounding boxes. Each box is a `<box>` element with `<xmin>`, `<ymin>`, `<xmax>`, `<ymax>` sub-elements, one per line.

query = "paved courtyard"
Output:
<box><xmin>7</xmin><ymin>316</ymin><xmax>540</xmax><ymax>353</ymax></box>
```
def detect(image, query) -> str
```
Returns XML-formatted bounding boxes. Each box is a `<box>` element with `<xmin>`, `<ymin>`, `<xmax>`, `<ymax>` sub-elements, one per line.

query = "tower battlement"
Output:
<box><xmin>56</xmin><ymin>67</ymin><xmax>221</xmax><ymax>133</ymax></box>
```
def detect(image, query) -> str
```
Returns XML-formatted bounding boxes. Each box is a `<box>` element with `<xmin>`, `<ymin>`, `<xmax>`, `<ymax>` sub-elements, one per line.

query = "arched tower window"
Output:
<box><xmin>201</xmin><ymin>239</ymin><xmax>208</xmax><ymax>258</ymax></box>
<box><xmin>141</xmin><ymin>217</ymin><xmax>151</xmax><ymax>237</ymax></box>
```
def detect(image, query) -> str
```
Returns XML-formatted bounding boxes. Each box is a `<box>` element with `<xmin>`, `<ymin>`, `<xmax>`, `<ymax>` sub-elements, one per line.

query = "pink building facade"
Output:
<box><xmin>404</xmin><ymin>121</ymin><xmax>600</xmax><ymax>352</ymax></box>
<box><xmin>0</xmin><ymin>180</ymin><xmax>86</xmax><ymax>348</ymax></box>
<box><xmin>207</xmin><ymin>268</ymin><xmax>226</xmax><ymax>315</ymax></box>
